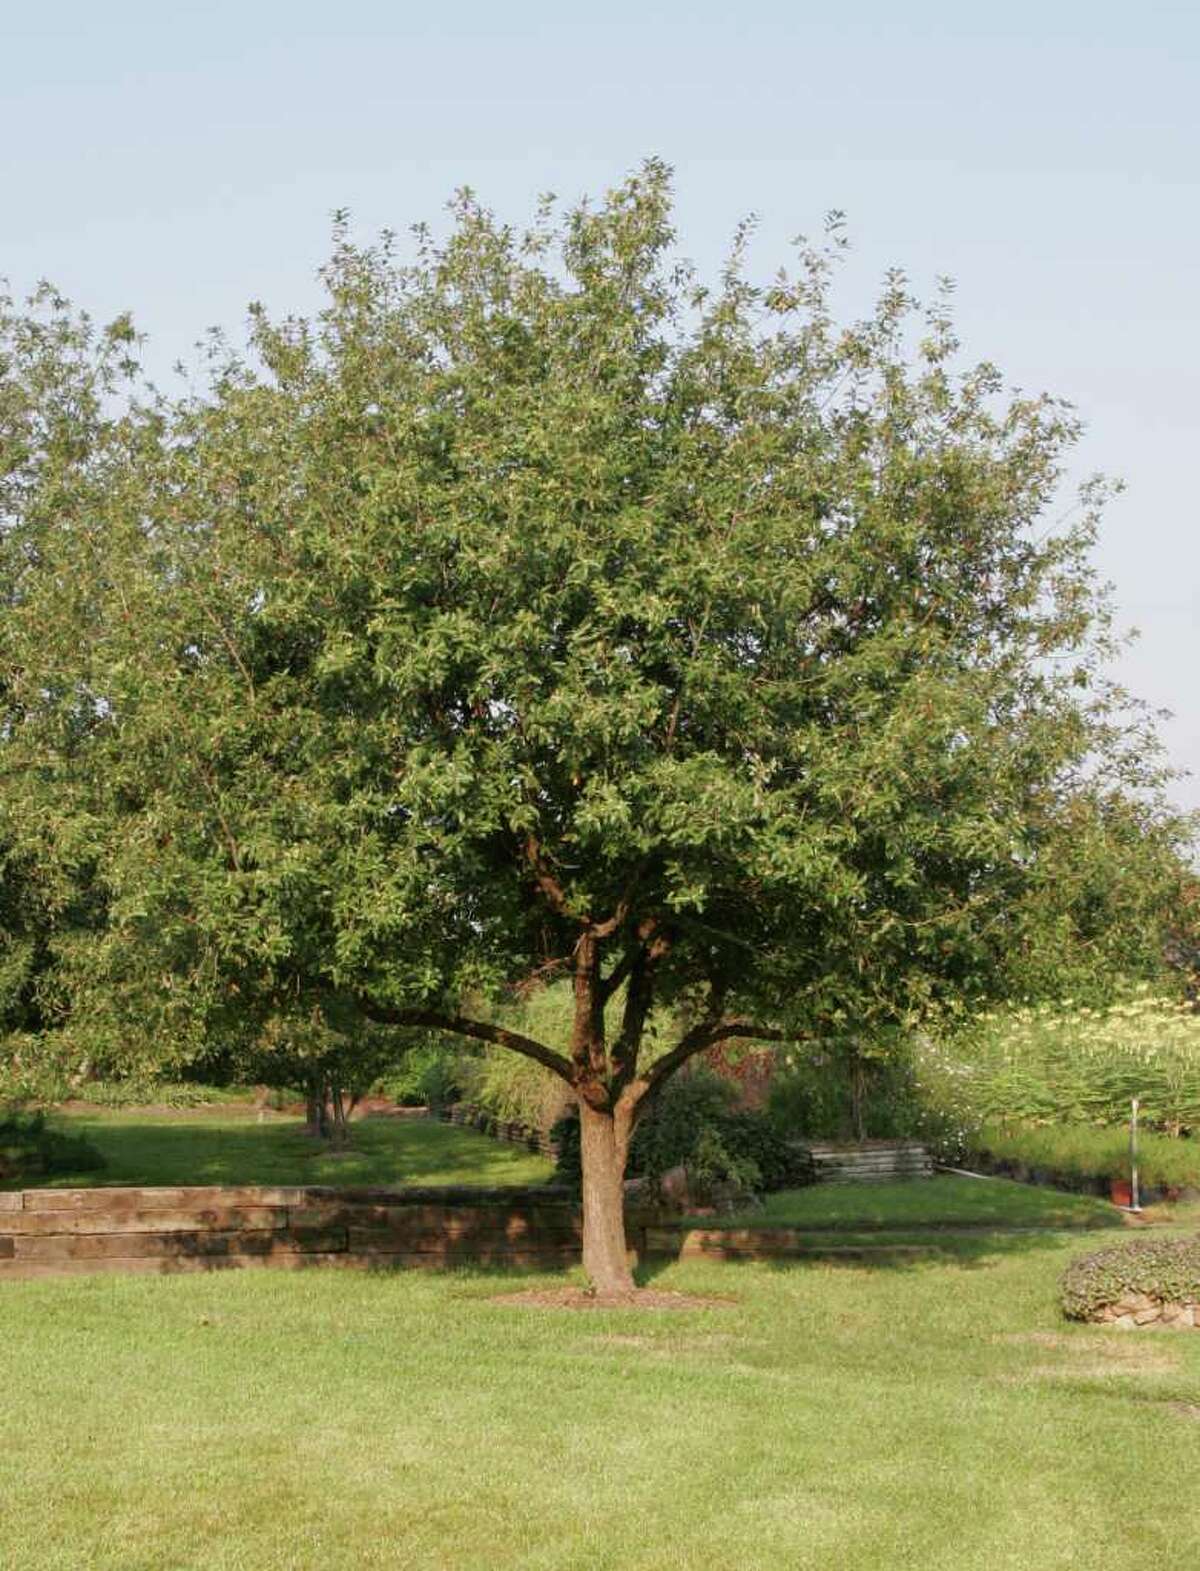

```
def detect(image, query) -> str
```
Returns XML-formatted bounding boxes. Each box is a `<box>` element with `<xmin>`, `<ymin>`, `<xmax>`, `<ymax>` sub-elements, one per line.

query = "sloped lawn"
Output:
<box><xmin>4</xmin><ymin>1108</ymin><xmax>553</xmax><ymax>1191</ymax></box>
<box><xmin>718</xmin><ymin>1175</ymin><xmax>1119</xmax><ymax>1231</ymax></box>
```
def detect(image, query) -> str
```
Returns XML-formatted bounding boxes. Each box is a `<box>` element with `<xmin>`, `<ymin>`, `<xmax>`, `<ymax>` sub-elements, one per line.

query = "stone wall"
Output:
<box><xmin>1093</xmin><ymin>1294</ymin><xmax>1200</xmax><ymax>1329</ymax></box>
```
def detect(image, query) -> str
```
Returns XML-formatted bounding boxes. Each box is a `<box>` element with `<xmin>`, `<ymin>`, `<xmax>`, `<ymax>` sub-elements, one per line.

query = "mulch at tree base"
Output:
<box><xmin>489</xmin><ymin>1288</ymin><xmax>735</xmax><ymax>1311</ymax></box>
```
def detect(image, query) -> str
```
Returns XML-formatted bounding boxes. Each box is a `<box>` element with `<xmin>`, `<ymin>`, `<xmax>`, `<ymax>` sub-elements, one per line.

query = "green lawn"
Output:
<box><xmin>1</xmin><ymin>1235</ymin><xmax>1198</xmax><ymax>1570</ymax></box>
<box><xmin>7</xmin><ymin>1108</ymin><xmax>554</xmax><ymax>1191</ymax></box>
<box><xmin>5</xmin><ymin>1120</ymin><xmax>1195</xmax><ymax>1566</ymax></box>
<box><xmin>721</xmin><ymin>1174</ymin><xmax>1119</xmax><ymax>1231</ymax></box>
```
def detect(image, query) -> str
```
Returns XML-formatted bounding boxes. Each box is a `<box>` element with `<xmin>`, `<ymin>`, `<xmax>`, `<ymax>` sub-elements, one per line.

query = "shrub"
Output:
<box><xmin>1061</xmin><ymin>1235</ymin><xmax>1200</xmax><ymax>1320</ymax></box>
<box><xmin>374</xmin><ymin>1041</ymin><xmax>465</xmax><ymax>1109</ymax></box>
<box><xmin>1</xmin><ymin>1074</ymin><xmax>247</xmax><ymax>1110</ymax></box>
<box><xmin>553</xmin><ymin>1070</ymin><xmax>811</xmax><ymax>1202</ymax></box>
<box><xmin>768</xmin><ymin>1041</ymin><xmax>929</xmax><ymax>1143</ymax></box>
<box><xmin>961</xmin><ymin>1122</ymin><xmax>1200</xmax><ymax>1192</ymax></box>
<box><xmin>628</xmin><ymin>1073</ymin><xmax>740</xmax><ymax>1185</ymax></box>
<box><xmin>0</xmin><ymin>1109</ymin><xmax>105</xmax><ymax>1183</ymax></box>
<box><xmin>412</xmin><ymin>1052</ymin><xmax>461</xmax><ymax>1111</ymax></box>
<box><xmin>713</xmin><ymin>1111</ymin><xmax>808</xmax><ymax>1193</ymax></box>
<box><xmin>766</xmin><ymin>1056</ymin><xmax>852</xmax><ymax>1141</ymax></box>
<box><xmin>63</xmin><ymin>1080</ymin><xmax>245</xmax><ymax>1109</ymax></box>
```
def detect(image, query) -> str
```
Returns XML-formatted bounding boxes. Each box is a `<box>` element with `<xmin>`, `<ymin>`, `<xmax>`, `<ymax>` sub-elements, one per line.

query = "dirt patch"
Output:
<box><xmin>998</xmin><ymin>1330</ymin><xmax>1169</xmax><ymax>1359</ymax></box>
<box><xmin>489</xmin><ymin>1287</ymin><xmax>736</xmax><ymax>1311</ymax></box>
<box><xmin>997</xmin><ymin>1331</ymin><xmax>1077</xmax><ymax>1350</ymax></box>
<box><xmin>585</xmin><ymin>1331</ymin><xmax>743</xmax><ymax>1351</ymax></box>
<box><xmin>1024</xmin><ymin>1355</ymin><xmax>1178</xmax><ymax>1379</ymax></box>
<box><xmin>997</xmin><ymin>1330</ymin><xmax>1178</xmax><ymax>1379</ymax></box>
<box><xmin>1169</xmin><ymin>1402</ymin><xmax>1200</xmax><ymax>1422</ymax></box>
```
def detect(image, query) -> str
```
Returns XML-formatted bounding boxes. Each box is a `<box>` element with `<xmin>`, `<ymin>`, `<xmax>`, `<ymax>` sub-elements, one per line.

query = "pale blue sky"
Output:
<box><xmin>4</xmin><ymin>1</ymin><xmax>1197</xmax><ymax>809</ymax></box>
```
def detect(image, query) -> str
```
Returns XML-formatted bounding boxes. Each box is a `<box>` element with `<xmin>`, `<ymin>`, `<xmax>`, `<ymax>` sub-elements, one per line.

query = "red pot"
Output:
<box><xmin>1110</xmin><ymin>1179</ymin><xmax>1133</xmax><ymax>1207</ymax></box>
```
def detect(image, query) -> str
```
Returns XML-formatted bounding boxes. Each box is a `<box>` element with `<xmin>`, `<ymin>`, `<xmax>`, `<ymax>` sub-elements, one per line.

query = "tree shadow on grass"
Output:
<box><xmin>634</xmin><ymin>1223</ymin><xmax>1122</xmax><ymax>1283</ymax></box>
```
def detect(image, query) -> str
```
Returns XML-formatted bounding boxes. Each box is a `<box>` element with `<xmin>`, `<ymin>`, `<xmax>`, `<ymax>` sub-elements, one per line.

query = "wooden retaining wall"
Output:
<box><xmin>0</xmin><ymin>1193</ymin><xmax>964</xmax><ymax>1281</ymax></box>
<box><xmin>799</xmin><ymin>1141</ymin><xmax>933</xmax><ymax>1184</ymax></box>
<box><xmin>441</xmin><ymin>1104</ymin><xmax>561</xmax><ymax>1159</ymax></box>
<box><xmin>0</xmin><ymin>1184</ymin><xmax>583</xmax><ymax>1282</ymax></box>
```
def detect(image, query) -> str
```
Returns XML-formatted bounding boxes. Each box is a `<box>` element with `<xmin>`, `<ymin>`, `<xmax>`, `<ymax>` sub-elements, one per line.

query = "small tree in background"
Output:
<box><xmin>4</xmin><ymin>164</ymin><xmax>1191</xmax><ymax>1292</ymax></box>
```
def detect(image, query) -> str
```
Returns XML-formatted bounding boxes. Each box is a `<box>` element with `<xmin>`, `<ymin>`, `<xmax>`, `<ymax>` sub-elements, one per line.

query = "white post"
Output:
<box><xmin>1129</xmin><ymin>1097</ymin><xmax>1141</xmax><ymax>1213</ymax></box>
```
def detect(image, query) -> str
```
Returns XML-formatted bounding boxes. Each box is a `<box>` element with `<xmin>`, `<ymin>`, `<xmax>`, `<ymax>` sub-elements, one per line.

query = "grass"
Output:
<box><xmin>3</xmin><ymin>1108</ymin><xmax>554</xmax><ymax>1191</ymax></box>
<box><xmin>1</xmin><ymin>1234</ymin><xmax>1198</xmax><ymax>1569</ymax></box>
<box><xmin>717</xmin><ymin>1175</ymin><xmax>1120</xmax><ymax>1231</ymax></box>
<box><xmin>2</xmin><ymin>1119</ymin><xmax>1194</xmax><ymax>1567</ymax></box>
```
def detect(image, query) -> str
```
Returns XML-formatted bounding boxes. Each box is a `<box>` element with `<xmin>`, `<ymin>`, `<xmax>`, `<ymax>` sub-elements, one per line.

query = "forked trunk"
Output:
<box><xmin>578</xmin><ymin>1099</ymin><xmax>635</xmax><ymax>1295</ymax></box>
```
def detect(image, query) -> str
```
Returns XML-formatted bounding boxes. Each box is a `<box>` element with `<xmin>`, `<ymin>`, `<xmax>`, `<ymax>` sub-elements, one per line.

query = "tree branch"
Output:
<box><xmin>523</xmin><ymin>833</ymin><xmax>572</xmax><ymax>919</ymax></box>
<box><xmin>197</xmin><ymin>762</ymin><xmax>242</xmax><ymax>872</ymax></box>
<box><xmin>611</xmin><ymin>951</ymin><xmax>652</xmax><ymax>1093</ymax></box>
<box><xmin>591</xmin><ymin>854</ymin><xmax>656</xmax><ymax>940</ymax></box>
<box><xmin>598</xmin><ymin>941</ymin><xmax>639</xmax><ymax>1006</ymax></box>
<box><xmin>359</xmin><ymin>1001</ymin><xmax>574</xmax><ymax>1084</ymax></box>
<box><xmin>570</xmin><ymin>929</ymin><xmax>606</xmax><ymax>1081</ymax></box>
<box><xmin>597</xmin><ymin>914</ymin><xmax>667</xmax><ymax>1006</ymax></box>
<box><xmin>511</xmin><ymin>954</ymin><xmax>574</xmax><ymax>996</ymax></box>
<box><xmin>200</xmin><ymin>602</ymin><xmax>256</xmax><ymax>705</ymax></box>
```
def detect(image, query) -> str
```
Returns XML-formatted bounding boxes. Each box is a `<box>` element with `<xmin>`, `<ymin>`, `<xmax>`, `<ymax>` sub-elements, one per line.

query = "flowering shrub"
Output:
<box><xmin>920</xmin><ymin>988</ymin><xmax>1200</xmax><ymax>1136</ymax></box>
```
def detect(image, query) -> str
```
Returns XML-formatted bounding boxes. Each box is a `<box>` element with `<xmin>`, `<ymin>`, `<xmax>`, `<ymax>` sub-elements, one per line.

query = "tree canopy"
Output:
<box><xmin>2</xmin><ymin>162</ymin><xmax>1192</xmax><ymax>1288</ymax></box>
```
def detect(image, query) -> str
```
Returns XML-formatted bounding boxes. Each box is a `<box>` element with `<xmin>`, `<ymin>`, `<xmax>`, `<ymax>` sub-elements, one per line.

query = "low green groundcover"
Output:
<box><xmin>1062</xmin><ymin>1235</ymin><xmax>1200</xmax><ymax>1320</ymax></box>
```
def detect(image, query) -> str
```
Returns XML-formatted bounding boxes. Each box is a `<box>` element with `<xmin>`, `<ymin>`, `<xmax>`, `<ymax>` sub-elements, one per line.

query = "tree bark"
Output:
<box><xmin>578</xmin><ymin>1097</ymin><xmax>636</xmax><ymax>1294</ymax></box>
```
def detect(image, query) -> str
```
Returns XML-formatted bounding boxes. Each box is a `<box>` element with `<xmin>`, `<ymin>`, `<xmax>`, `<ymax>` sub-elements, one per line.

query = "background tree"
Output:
<box><xmin>0</xmin><ymin>285</ymin><xmax>138</xmax><ymax>1094</ymax></box>
<box><xmin>6</xmin><ymin>165</ymin><xmax>1191</xmax><ymax>1292</ymax></box>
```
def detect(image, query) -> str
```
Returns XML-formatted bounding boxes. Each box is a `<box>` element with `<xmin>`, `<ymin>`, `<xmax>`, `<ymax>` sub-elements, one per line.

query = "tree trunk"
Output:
<box><xmin>305</xmin><ymin>1085</ymin><xmax>323</xmax><ymax>1137</ymax></box>
<box><xmin>330</xmin><ymin>1085</ymin><xmax>348</xmax><ymax>1148</ymax></box>
<box><xmin>578</xmin><ymin>1099</ymin><xmax>635</xmax><ymax>1295</ymax></box>
<box><xmin>305</xmin><ymin>1081</ymin><xmax>333</xmax><ymax>1140</ymax></box>
<box><xmin>850</xmin><ymin>1051</ymin><xmax>868</xmax><ymax>1144</ymax></box>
